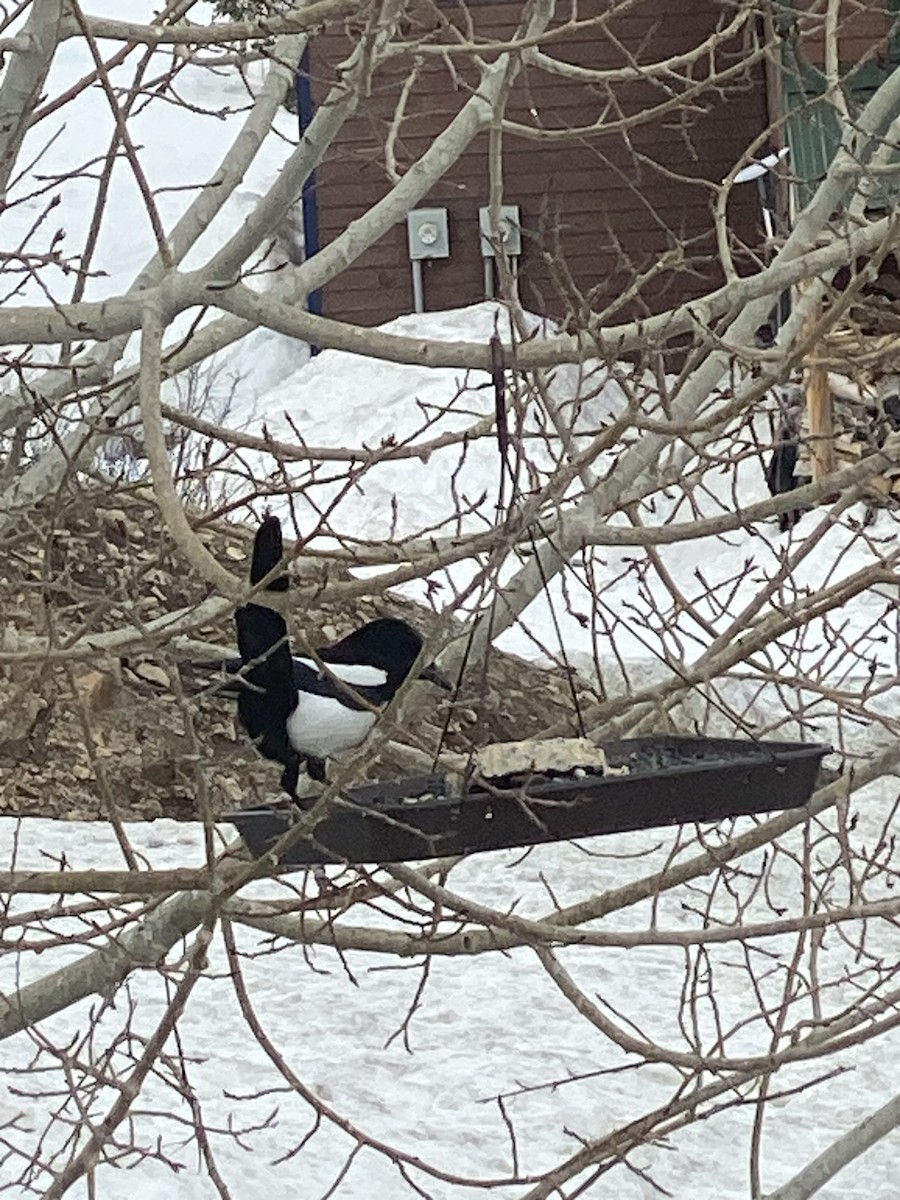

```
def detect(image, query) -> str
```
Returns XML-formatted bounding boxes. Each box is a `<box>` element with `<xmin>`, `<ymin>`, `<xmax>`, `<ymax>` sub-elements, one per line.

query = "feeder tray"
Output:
<box><xmin>223</xmin><ymin>735</ymin><xmax>831</xmax><ymax>866</ymax></box>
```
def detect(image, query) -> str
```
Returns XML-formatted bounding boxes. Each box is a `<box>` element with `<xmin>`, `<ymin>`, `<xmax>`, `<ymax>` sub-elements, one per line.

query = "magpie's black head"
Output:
<box><xmin>319</xmin><ymin>617</ymin><xmax>451</xmax><ymax>694</ymax></box>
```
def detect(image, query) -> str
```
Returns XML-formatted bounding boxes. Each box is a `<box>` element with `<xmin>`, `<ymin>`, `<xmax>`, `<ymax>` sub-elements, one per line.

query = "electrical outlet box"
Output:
<box><xmin>406</xmin><ymin>208</ymin><xmax>450</xmax><ymax>260</ymax></box>
<box><xmin>479</xmin><ymin>205</ymin><xmax>522</xmax><ymax>257</ymax></box>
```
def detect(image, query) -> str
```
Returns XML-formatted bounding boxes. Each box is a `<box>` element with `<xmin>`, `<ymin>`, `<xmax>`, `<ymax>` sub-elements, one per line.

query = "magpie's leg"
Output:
<box><xmin>297</xmin><ymin>753</ymin><xmax>330</xmax><ymax>888</ymax></box>
<box><xmin>280</xmin><ymin>756</ymin><xmax>302</xmax><ymax>803</ymax></box>
<box><xmin>305</xmin><ymin>756</ymin><xmax>328</xmax><ymax>784</ymax></box>
<box><xmin>281</xmin><ymin>756</ymin><xmax>319</xmax><ymax>812</ymax></box>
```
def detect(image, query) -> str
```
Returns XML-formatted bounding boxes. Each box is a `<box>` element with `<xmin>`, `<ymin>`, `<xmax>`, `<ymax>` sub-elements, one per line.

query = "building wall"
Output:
<box><xmin>309</xmin><ymin>0</ymin><xmax>770</xmax><ymax>329</ymax></box>
<box><xmin>790</xmin><ymin>0</ymin><xmax>894</xmax><ymax>64</ymax></box>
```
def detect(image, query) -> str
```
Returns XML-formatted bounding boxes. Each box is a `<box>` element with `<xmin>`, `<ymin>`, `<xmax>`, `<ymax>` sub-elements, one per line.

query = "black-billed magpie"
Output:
<box><xmin>764</xmin><ymin>433</ymin><xmax>805</xmax><ymax>532</ymax></box>
<box><xmin>202</xmin><ymin>515</ymin><xmax>450</xmax><ymax>800</ymax></box>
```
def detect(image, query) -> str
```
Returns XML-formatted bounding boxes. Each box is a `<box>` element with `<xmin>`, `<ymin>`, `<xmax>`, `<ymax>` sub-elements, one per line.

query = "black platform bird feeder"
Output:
<box><xmin>224</xmin><ymin>735</ymin><xmax>830</xmax><ymax>867</ymax></box>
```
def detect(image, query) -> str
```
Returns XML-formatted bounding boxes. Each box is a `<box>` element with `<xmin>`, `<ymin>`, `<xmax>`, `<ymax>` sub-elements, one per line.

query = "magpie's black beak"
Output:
<box><xmin>418</xmin><ymin>662</ymin><xmax>453</xmax><ymax>691</ymax></box>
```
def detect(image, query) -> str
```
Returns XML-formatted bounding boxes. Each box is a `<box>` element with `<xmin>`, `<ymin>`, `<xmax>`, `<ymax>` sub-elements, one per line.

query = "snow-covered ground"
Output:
<box><xmin>3</xmin><ymin>780</ymin><xmax>900</xmax><ymax>1199</ymax></box>
<box><xmin>4</xmin><ymin>5</ymin><xmax>900</xmax><ymax>1197</ymax></box>
<box><xmin>1</xmin><ymin>788</ymin><xmax>899</xmax><ymax>1200</ymax></box>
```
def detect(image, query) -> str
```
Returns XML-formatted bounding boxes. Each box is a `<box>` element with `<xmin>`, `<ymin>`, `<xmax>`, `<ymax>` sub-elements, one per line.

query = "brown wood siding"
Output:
<box><xmin>792</xmin><ymin>0</ymin><xmax>893</xmax><ymax>64</ymax></box>
<box><xmin>309</xmin><ymin>0</ymin><xmax>770</xmax><ymax>329</ymax></box>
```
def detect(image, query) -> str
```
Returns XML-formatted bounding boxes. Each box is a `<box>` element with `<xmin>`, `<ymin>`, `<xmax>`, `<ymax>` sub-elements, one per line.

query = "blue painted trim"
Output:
<box><xmin>295</xmin><ymin>48</ymin><xmax>323</xmax><ymax>335</ymax></box>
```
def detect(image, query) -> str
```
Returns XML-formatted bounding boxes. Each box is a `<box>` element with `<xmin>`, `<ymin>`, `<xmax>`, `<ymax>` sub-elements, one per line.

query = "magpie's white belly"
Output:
<box><xmin>285</xmin><ymin>693</ymin><xmax>377</xmax><ymax>758</ymax></box>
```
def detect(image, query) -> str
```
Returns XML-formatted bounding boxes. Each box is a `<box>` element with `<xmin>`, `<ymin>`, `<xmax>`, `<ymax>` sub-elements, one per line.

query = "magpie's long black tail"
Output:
<box><xmin>248</xmin><ymin>513</ymin><xmax>289</xmax><ymax>591</ymax></box>
<box><xmin>233</xmin><ymin>515</ymin><xmax>299</xmax><ymax>779</ymax></box>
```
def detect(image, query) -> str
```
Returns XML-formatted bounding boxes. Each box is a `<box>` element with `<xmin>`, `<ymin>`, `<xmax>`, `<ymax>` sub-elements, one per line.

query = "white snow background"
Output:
<box><xmin>2</xmin><ymin>4</ymin><xmax>900</xmax><ymax>1197</ymax></box>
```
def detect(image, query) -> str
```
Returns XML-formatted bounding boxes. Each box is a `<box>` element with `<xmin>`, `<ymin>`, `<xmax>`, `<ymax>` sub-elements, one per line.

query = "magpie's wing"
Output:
<box><xmin>234</xmin><ymin>602</ymin><xmax>296</xmax><ymax>765</ymax></box>
<box><xmin>291</xmin><ymin>657</ymin><xmax>388</xmax><ymax>710</ymax></box>
<box><xmin>250</xmin><ymin>513</ymin><xmax>289</xmax><ymax>591</ymax></box>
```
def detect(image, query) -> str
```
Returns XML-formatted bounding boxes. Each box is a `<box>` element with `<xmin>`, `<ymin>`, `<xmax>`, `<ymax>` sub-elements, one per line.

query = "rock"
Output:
<box><xmin>142</xmin><ymin>758</ymin><xmax>175</xmax><ymax>787</ymax></box>
<box><xmin>72</xmin><ymin>669</ymin><xmax>119</xmax><ymax>713</ymax></box>
<box><xmin>0</xmin><ymin>691</ymin><xmax>47</xmax><ymax>746</ymax></box>
<box><xmin>217</xmin><ymin>775</ymin><xmax>245</xmax><ymax>804</ymax></box>
<box><xmin>130</xmin><ymin>662</ymin><xmax>170</xmax><ymax>689</ymax></box>
<box><xmin>208</xmin><ymin>722</ymin><xmax>236</xmax><ymax>741</ymax></box>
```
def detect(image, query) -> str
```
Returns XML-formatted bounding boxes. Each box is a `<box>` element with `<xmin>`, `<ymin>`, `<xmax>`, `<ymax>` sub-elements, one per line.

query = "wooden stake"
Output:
<box><xmin>801</xmin><ymin>283</ymin><xmax>835</xmax><ymax>484</ymax></box>
<box><xmin>806</xmin><ymin>356</ymin><xmax>836</xmax><ymax>481</ymax></box>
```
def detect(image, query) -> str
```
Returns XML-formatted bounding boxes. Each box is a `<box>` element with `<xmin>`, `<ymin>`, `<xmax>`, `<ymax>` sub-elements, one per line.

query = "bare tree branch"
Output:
<box><xmin>0</xmin><ymin>0</ymin><xmax>65</xmax><ymax>199</ymax></box>
<box><xmin>763</xmin><ymin>1089</ymin><xmax>900</xmax><ymax>1200</ymax></box>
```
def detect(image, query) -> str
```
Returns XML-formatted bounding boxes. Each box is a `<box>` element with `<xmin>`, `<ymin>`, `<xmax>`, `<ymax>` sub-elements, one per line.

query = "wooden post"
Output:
<box><xmin>806</xmin><ymin>355</ymin><xmax>836</xmax><ymax>481</ymax></box>
<box><xmin>803</xmin><ymin>290</ymin><xmax>836</xmax><ymax>482</ymax></box>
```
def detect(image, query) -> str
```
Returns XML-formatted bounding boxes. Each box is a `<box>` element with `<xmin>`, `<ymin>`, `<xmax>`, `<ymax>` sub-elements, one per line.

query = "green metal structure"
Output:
<box><xmin>781</xmin><ymin>5</ymin><xmax>900</xmax><ymax>211</ymax></box>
